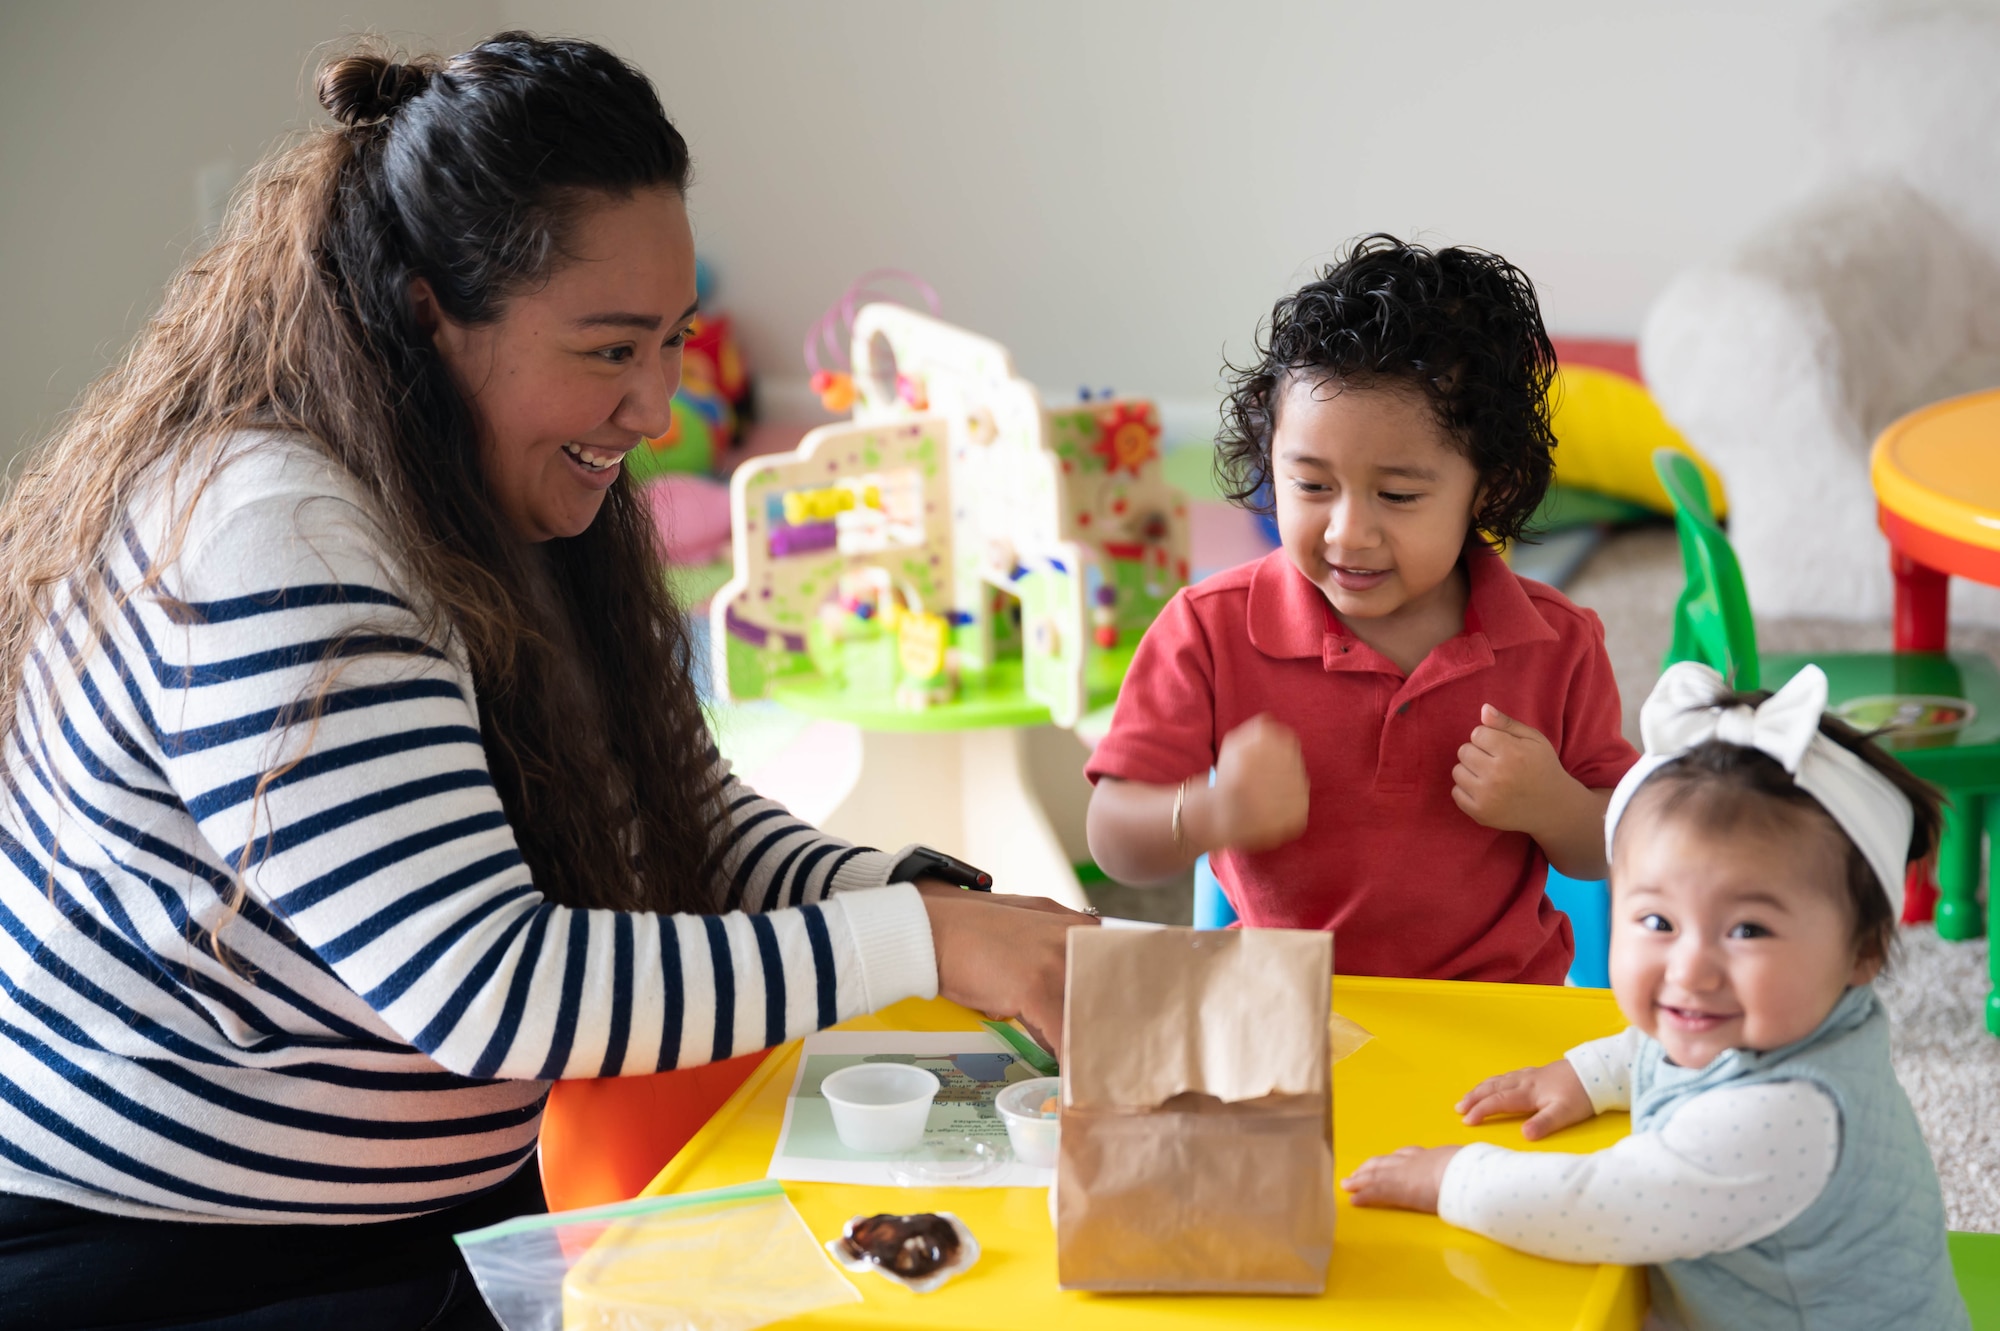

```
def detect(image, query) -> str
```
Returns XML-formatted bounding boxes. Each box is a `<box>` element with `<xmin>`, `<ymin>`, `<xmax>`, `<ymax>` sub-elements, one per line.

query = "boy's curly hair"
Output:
<box><xmin>1216</xmin><ymin>234</ymin><xmax>1559</xmax><ymax>545</ymax></box>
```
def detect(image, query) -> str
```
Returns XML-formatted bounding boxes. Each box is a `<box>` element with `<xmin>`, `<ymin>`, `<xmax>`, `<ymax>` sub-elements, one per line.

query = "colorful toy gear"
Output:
<box><xmin>1092</xmin><ymin>403</ymin><xmax>1161</xmax><ymax>476</ymax></box>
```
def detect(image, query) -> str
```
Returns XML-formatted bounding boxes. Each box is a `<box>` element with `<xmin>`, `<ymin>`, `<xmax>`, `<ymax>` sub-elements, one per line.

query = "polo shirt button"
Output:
<box><xmin>1340</xmin><ymin>645</ymin><xmax>1350</xmax><ymax>654</ymax></box>
<box><xmin>1397</xmin><ymin>703</ymin><xmax>1409</xmax><ymax>715</ymax></box>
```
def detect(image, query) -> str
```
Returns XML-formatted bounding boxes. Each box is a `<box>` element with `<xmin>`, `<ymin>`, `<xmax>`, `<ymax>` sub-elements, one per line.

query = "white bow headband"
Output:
<box><xmin>1604</xmin><ymin>662</ymin><xmax>1914</xmax><ymax>915</ymax></box>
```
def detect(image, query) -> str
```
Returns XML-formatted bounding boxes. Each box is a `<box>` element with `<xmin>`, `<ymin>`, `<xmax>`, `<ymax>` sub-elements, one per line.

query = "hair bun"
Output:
<box><xmin>317</xmin><ymin>51</ymin><xmax>436</xmax><ymax>128</ymax></box>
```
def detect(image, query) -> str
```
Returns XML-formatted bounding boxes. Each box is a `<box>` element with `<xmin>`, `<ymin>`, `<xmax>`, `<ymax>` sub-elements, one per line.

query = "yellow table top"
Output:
<box><xmin>638</xmin><ymin>975</ymin><xmax>1645</xmax><ymax>1329</ymax></box>
<box><xmin>1872</xmin><ymin>389</ymin><xmax>2000</xmax><ymax>553</ymax></box>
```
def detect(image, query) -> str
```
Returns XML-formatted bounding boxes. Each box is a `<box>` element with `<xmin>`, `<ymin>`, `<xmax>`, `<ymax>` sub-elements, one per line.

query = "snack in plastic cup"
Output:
<box><xmin>994</xmin><ymin>1076</ymin><xmax>1062</xmax><ymax>1168</ymax></box>
<box><xmin>820</xmin><ymin>1063</ymin><xmax>940</xmax><ymax>1154</ymax></box>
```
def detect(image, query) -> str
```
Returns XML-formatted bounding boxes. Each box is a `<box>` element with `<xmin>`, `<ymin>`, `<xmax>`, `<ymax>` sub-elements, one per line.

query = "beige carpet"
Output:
<box><xmin>1083</xmin><ymin>527</ymin><xmax>2000</xmax><ymax>1231</ymax></box>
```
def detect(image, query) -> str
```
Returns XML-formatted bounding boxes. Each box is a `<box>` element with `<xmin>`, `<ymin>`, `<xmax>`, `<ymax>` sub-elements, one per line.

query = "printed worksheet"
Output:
<box><xmin>768</xmin><ymin>1031</ymin><xmax>1055</xmax><ymax>1188</ymax></box>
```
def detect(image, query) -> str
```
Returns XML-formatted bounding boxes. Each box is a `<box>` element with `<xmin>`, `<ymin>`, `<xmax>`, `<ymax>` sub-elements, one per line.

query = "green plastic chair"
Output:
<box><xmin>1654</xmin><ymin>449</ymin><xmax>2000</xmax><ymax>1034</ymax></box>
<box><xmin>1955</xmin><ymin>1231</ymin><xmax>2000</xmax><ymax>1329</ymax></box>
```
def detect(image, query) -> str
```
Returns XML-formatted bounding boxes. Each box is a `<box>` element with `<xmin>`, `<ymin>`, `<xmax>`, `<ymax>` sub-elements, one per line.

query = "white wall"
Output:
<box><xmin>2</xmin><ymin>0</ymin><xmax>1850</xmax><ymax>465</ymax></box>
<box><xmin>0</xmin><ymin>0</ymin><xmax>499</xmax><ymax>466</ymax></box>
<box><xmin>501</xmin><ymin>0</ymin><xmax>1852</xmax><ymax>431</ymax></box>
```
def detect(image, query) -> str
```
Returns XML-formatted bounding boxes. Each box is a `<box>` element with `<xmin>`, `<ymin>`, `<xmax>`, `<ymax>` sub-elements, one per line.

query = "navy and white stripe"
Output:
<box><xmin>0</xmin><ymin>434</ymin><xmax>937</xmax><ymax>1223</ymax></box>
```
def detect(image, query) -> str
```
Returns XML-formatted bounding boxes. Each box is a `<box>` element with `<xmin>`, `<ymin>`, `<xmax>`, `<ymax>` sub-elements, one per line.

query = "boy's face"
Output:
<box><xmin>1608</xmin><ymin>797</ymin><xmax>1877</xmax><ymax>1070</ymax></box>
<box><xmin>1270</xmin><ymin>378</ymin><xmax>1482</xmax><ymax>628</ymax></box>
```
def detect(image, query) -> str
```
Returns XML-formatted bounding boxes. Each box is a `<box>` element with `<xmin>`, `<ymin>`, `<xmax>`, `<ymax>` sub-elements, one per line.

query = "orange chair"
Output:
<box><xmin>538</xmin><ymin>1050</ymin><xmax>769</xmax><ymax>1212</ymax></box>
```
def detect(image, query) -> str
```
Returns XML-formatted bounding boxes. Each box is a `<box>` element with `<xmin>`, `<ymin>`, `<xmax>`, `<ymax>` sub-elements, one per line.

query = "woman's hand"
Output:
<box><xmin>1341</xmin><ymin>1145</ymin><xmax>1461</xmax><ymax>1213</ymax></box>
<box><xmin>1456</xmin><ymin>1059</ymin><xmax>1594</xmax><ymax>1140</ymax></box>
<box><xmin>918</xmin><ymin>883</ymin><xmax>1098</xmax><ymax>1053</ymax></box>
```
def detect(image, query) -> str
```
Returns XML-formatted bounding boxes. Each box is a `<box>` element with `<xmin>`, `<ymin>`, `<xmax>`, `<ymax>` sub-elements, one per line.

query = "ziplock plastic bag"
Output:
<box><xmin>456</xmin><ymin>1179</ymin><xmax>861</xmax><ymax>1331</ymax></box>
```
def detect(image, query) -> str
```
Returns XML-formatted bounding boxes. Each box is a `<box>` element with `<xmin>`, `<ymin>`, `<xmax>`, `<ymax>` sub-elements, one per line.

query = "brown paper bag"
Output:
<box><xmin>1055</xmin><ymin>926</ymin><xmax>1334</xmax><ymax>1294</ymax></box>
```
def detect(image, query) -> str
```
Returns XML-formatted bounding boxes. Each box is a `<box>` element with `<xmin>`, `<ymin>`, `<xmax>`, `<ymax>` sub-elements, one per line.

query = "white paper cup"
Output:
<box><xmin>994</xmin><ymin>1076</ymin><xmax>1062</xmax><ymax>1168</ymax></box>
<box><xmin>819</xmin><ymin>1063</ymin><xmax>940</xmax><ymax>1154</ymax></box>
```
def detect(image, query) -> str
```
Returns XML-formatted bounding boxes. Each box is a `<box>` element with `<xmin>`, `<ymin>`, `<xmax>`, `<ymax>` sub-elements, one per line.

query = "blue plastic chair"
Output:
<box><xmin>1547</xmin><ymin>868</ymin><xmax>1610</xmax><ymax>988</ymax></box>
<box><xmin>1200</xmin><ymin>854</ymin><xmax>1609</xmax><ymax>988</ymax></box>
<box><xmin>1193</xmin><ymin>854</ymin><xmax>1237</xmax><ymax>929</ymax></box>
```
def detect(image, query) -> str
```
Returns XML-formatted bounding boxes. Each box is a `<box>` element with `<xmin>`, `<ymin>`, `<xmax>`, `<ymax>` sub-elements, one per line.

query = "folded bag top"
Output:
<box><xmin>1062</xmin><ymin>927</ymin><xmax>1333</xmax><ymax>1110</ymax></box>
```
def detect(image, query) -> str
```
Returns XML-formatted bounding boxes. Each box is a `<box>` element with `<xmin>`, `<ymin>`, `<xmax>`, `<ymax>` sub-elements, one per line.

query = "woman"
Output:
<box><xmin>0</xmin><ymin>33</ymin><xmax>1088</xmax><ymax>1329</ymax></box>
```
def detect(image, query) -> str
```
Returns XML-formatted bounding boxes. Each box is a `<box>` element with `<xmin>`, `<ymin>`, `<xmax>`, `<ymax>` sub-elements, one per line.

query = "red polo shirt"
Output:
<box><xmin>1087</xmin><ymin>545</ymin><xmax>1637</xmax><ymax>983</ymax></box>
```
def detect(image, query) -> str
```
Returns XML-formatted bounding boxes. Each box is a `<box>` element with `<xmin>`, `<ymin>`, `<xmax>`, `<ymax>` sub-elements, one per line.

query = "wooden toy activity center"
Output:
<box><xmin>712</xmin><ymin>306</ymin><xmax>1189</xmax><ymax>906</ymax></box>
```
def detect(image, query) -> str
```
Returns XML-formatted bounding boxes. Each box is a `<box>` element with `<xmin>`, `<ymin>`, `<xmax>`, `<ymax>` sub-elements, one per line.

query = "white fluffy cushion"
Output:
<box><xmin>1641</xmin><ymin>1</ymin><xmax>2000</xmax><ymax>626</ymax></box>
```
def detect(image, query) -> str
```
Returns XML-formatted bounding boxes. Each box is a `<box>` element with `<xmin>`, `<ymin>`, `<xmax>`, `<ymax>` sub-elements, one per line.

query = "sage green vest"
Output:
<box><xmin>1633</xmin><ymin>985</ymin><xmax>1966</xmax><ymax>1330</ymax></box>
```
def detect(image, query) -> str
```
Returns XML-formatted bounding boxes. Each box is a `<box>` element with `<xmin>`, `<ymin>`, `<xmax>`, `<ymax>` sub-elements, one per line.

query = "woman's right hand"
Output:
<box><xmin>1197</xmin><ymin>713</ymin><xmax>1310</xmax><ymax>853</ymax></box>
<box><xmin>918</xmin><ymin>883</ymin><xmax>1097</xmax><ymax>1054</ymax></box>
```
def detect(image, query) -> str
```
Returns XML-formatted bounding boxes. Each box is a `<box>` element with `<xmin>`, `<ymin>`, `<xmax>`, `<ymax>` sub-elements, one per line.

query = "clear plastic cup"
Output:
<box><xmin>994</xmin><ymin>1076</ymin><xmax>1062</xmax><ymax>1168</ymax></box>
<box><xmin>819</xmin><ymin>1063</ymin><xmax>940</xmax><ymax>1154</ymax></box>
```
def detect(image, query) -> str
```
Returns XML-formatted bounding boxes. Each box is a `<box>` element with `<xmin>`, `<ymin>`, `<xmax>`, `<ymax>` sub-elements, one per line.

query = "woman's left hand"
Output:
<box><xmin>1341</xmin><ymin>1144</ymin><xmax>1463</xmax><ymax>1213</ymax></box>
<box><xmin>918</xmin><ymin>883</ymin><xmax>1098</xmax><ymax>1054</ymax></box>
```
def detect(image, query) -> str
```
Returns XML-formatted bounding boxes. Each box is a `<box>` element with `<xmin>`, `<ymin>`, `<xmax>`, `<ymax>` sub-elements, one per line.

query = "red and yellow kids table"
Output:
<box><xmin>626</xmin><ymin>977</ymin><xmax>1644</xmax><ymax>1329</ymax></box>
<box><xmin>1874</xmin><ymin>389</ymin><xmax>2000</xmax><ymax>652</ymax></box>
<box><xmin>1870</xmin><ymin>391</ymin><xmax>2000</xmax><ymax>1035</ymax></box>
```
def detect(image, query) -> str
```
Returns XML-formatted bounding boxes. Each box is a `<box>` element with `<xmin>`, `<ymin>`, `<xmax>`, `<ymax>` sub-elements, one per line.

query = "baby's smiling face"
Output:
<box><xmin>1608</xmin><ymin>794</ymin><xmax>1878</xmax><ymax>1070</ymax></box>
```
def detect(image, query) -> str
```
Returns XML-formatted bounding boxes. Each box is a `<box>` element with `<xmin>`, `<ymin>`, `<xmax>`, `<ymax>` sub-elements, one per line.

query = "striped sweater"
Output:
<box><xmin>0</xmin><ymin>433</ymin><xmax>938</xmax><ymax>1223</ymax></box>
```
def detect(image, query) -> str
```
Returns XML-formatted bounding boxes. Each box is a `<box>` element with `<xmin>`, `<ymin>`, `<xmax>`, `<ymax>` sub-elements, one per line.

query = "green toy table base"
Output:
<box><xmin>767</xmin><ymin>648</ymin><xmax>1133</xmax><ymax>734</ymax></box>
<box><xmin>770</xmin><ymin>674</ymin><xmax>1054</xmax><ymax>731</ymax></box>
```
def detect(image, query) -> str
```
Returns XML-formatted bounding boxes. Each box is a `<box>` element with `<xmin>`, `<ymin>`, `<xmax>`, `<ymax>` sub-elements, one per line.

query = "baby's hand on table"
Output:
<box><xmin>1205</xmin><ymin>714</ymin><xmax>1309</xmax><ymax>853</ymax></box>
<box><xmin>1456</xmin><ymin>1059</ymin><xmax>1594</xmax><ymax>1141</ymax></box>
<box><xmin>1451</xmin><ymin>705</ymin><xmax>1572</xmax><ymax>835</ymax></box>
<box><xmin>1341</xmin><ymin>1145</ymin><xmax>1461</xmax><ymax>1213</ymax></box>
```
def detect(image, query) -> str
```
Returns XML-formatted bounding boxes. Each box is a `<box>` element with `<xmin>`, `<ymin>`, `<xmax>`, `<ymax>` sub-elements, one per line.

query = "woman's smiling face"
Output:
<box><xmin>417</xmin><ymin>186</ymin><xmax>698</xmax><ymax>542</ymax></box>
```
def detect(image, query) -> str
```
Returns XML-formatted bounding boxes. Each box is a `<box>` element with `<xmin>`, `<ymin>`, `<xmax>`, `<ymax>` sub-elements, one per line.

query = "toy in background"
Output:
<box><xmin>804</xmin><ymin>268</ymin><xmax>941</xmax><ymax>417</ymax></box>
<box><xmin>714</xmin><ymin>294</ymin><xmax>1189</xmax><ymax>730</ymax></box>
<box><xmin>708</xmin><ymin>290</ymin><xmax>1188</xmax><ymax>910</ymax></box>
<box><xmin>1511</xmin><ymin>340</ymin><xmax>1723</xmax><ymax>587</ymax></box>
<box><xmin>805</xmin><ymin>562</ymin><xmax>959</xmax><ymax>709</ymax></box>
<box><xmin>630</xmin><ymin>257</ymin><xmax>753</xmax><ymax>568</ymax></box>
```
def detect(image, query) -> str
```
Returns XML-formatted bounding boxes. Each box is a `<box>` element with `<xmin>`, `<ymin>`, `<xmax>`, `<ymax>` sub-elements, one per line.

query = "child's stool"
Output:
<box><xmin>538</xmin><ymin>1050</ymin><xmax>769</xmax><ymax>1212</ymax></box>
<box><xmin>1547</xmin><ymin>868</ymin><xmax>1611</xmax><ymax>988</ymax></box>
<box><xmin>1193</xmin><ymin>854</ymin><xmax>1237</xmax><ymax>929</ymax></box>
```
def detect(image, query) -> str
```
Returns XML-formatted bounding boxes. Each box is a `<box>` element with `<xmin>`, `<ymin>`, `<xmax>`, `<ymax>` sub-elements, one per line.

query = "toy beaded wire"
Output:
<box><xmin>801</xmin><ymin>268</ymin><xmax>942</xmax><ymax>380</ymax></box>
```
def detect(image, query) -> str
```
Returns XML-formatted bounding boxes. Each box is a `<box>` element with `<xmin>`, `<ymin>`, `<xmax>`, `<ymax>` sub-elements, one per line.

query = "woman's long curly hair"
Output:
<box><xmin>1215</xmin><ymin>234</ymin><xmax>1559</xmax><ymax>545</ymax></box>
<box><xmin>0</xmin><ymin>32</ymin><xmax>727</xmax><ymax>923</ymax></box>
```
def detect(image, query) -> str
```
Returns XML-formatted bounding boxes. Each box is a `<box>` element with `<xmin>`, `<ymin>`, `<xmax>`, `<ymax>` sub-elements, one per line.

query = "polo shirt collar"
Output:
<box><xmin>1245</xmin><ymin>542</ymin><xmax>1560</xmax><ymax>666</ymax></box>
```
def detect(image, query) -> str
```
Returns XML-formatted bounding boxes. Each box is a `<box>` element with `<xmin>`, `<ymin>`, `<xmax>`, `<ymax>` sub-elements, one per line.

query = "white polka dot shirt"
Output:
<box><xmin>1435</xmin><ymin>1029</ymin><xmax>1839</xmax><ymax>1264</ymax></box>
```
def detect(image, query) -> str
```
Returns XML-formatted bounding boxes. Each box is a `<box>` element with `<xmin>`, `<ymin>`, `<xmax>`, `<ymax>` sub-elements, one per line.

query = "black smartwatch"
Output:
<box><xmin>888</xmin><ymin>845</ymin><xmax>993</xmax><ymax>891</ymax></box>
